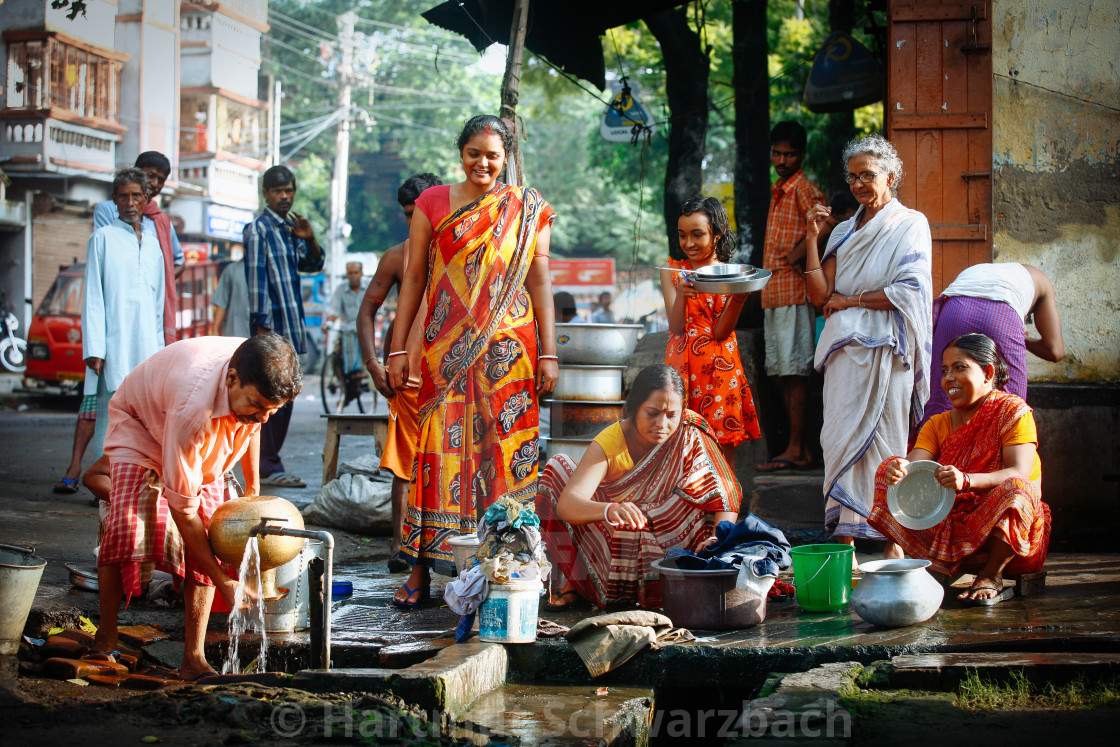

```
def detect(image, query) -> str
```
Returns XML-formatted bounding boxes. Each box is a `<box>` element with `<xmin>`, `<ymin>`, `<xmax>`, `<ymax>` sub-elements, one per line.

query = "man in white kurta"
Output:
<box><xmin>83</xmin><ymin>168</ymin><xmax>165</xmax><ymax>456</ymax></box>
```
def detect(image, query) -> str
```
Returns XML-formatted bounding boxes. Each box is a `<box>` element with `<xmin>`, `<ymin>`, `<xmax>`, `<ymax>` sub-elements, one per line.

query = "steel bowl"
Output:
<box><xmin>691</xmin><ymin>268</ymin><xmax>772</xmax><ymax>295</ymax></box>
<box><xmin>549</xmin><ymin>399</ymin><xmax>624</xmax><ymax>438</ymax></box>
<box><xmin>693</xmin><ymin>263</ymin><xmax>758</xmax><ymax>280</ymax></box>
<box><xmin>542</xmin><ymin>436</ymin><xmax>596</xmax><ymax>463</ymax></box>
<box><xmin>65</xmin><ymin>562</ymin><xmax>99</xmax><ymax>592</ymax></box>
<box><xmin>554</xmin><ymin>323</ymin><xmax>644</xmax><ymax>366</ymax></box>
<box><xmin>554</xmin><ymin>365</ymin><xmax>626</xmax><ymax>401</ymax></box>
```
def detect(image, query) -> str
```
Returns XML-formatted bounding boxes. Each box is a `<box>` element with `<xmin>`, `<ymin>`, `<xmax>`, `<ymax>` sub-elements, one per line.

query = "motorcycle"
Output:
<box><xmin>0</xmin><ymin>294</ymin><xmax>28</xmax><ymax>373</ymax></box>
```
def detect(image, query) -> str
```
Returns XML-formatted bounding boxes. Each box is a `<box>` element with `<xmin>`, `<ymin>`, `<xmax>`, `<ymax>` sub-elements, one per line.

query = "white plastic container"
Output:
<box><xmin>262</xmin><ymin>539</ymin><xmax>320</xmax><ymax>633</ymax></box>
<box><xmin>478</xmin><ymin>577</ymin><xmax>542</xmax><ymax>643</ymax></box>
<box><xmin>447</xmin><ymin>533</ymin><xmax>479</xmax><ymax>576</ymax></box>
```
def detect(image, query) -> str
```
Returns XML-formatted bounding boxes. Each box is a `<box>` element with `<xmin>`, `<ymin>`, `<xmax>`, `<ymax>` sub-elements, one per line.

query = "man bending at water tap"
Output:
<box><xmin>92</xmin><ymin>334</ymin><xmax>301</xmax><ymax>680</ymax></box>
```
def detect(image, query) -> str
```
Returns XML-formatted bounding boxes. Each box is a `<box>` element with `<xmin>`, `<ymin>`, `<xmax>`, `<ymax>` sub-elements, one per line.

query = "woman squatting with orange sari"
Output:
<box><xmin>388</xmin><ymin>115</ymin><xmax>558</xmax><ymax>607</ymax></box>
<box><xmin>868</xmin><ymin>334</ymin><xmax>1050</xmax><ymax>604</ymax></box>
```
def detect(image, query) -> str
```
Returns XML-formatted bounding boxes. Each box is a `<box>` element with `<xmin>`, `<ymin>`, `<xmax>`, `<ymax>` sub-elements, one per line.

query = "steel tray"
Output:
<box><xmin>691</xmin><ymin>268</ymin><xmax>772</xmax><ymax>295</ymax></box>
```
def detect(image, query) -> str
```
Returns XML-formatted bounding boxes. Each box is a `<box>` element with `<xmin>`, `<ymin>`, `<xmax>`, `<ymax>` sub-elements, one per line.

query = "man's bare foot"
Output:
<box><xmin>958</xmin><ymin>574</ymin><xmax>1004</xmax><ymax>601</ymax></box>
<box><xmin>91</xmin><ymin>628</ymin><xmax>118</xmax><ymax>656</ymax></box>
<box><xmin>179</xmin><ymin>663</ymin><xmax>219</xmax><ymax>682</ymax></box>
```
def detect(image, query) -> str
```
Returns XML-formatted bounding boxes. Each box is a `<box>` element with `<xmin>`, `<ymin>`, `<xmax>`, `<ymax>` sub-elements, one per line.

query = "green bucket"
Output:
<box><xmin>790</xmin><ymin>543</ymin><xmax>854</xmax><ymax>612</ymax></box>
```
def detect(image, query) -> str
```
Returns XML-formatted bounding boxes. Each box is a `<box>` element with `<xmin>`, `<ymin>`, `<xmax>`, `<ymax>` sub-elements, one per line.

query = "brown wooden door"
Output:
<box><xmin>887</xmin><ymin>0</ymin><xmax>992</xmax><ymax>294</ymax></box>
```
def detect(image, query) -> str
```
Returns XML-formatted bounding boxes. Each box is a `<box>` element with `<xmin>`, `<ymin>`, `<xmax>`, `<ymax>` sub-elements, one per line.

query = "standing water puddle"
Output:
<box><xmin>222</xmin><ymin>536</ymin><xmax>270</xmax><ymax>674</ymax></box>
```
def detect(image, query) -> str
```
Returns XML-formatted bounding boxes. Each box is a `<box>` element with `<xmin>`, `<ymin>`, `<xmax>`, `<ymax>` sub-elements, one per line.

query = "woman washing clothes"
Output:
<box><xmin>535</xmin><ymin>364</ymin><xmax>741</xmax><ymax>610</ymax></box>
<box><xmin>869</xmin><ymin>334</ymin><xmax>1051</xmax><ymax>604</ymax></box>
<box><xmin>387</xmin><ymin>114</ymin><xmax>558</xmax><ymax>608</ymax></box>
<box><xmin>660</xmin><ymin>196</ymin><xmax>761</xmax><ymax>470</ymax></box>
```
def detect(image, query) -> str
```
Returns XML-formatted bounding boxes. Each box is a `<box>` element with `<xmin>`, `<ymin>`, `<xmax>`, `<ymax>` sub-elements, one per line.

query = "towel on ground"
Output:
<box><xmin>564</xmin><ymin>610</ymin><xmax>694</xmax><ymax>678</ymax></box>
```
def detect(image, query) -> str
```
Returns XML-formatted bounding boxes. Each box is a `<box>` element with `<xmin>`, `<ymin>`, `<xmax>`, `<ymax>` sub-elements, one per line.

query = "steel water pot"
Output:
<box><xmin>850</xmin><ymin>558</ymin><xmax>943</xmax><ymax>627</ymax></box>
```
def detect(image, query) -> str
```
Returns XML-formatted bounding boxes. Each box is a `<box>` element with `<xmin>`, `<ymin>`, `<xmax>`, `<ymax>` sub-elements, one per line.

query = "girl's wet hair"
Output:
<box><xmin>679</xmin><ymin>196</ymin><xmax>736</xmax><ymax>263</ymax></box>
<box><xmin>624</xmin><ymin>364</ymin><xmax>686</xmax><ymax>418</ymax></box>
<box><xmin>946</xmin><ymin>333</ymin><xmax>1010</xmax><ymax>388</ymax></box>
<box><xmin>457</xmin><ymin>115</ymin><xmax>515</xmax><ymax>157</ymax></box>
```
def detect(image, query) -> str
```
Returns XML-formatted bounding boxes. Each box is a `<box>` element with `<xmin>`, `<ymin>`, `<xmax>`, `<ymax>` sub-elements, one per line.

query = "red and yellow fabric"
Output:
<box><xmin>380</xmin><ymin>384</ymin><xmax>420</xmax><ymax>482</ymax></box>
<box><xmin>535</xmin><ymin>411</ymin><xmax>741</xmax><ymax>609</ymax></box>
<box><xmin>760</xmin><ymin>170</ymin><xmax>824</xmax><ymax>309</ymax></box>
<box><xmin>98</xmin><ymin>462</ymin><xmax>230</xmax><ymax>603</ymax></box>
<box><xmin>400</xmin><ymin>184</ymin><xmax>555</xmax><ymax>575</ymax></box>
<box><xmin>664</xmin><ymin>257</ymin><xmax>761</xmax><ymax>446</ymax></box>
<box><xmin>868</xmin><ymin>390</ymin><xmax>1050</xmax><ymax>577</ymax></box>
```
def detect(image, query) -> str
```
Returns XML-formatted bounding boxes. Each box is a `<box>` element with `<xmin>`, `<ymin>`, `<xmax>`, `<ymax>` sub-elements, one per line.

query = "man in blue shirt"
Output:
<box><xmin>243</xmin><ymin>165</ymin><xmax>324</xmax><ymax>487</ymax></box>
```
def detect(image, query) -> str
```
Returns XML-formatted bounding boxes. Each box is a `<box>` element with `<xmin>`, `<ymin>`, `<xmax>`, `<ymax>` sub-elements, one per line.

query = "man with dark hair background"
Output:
<box><xmin>357</xmin><ymin>172</ymin><xmax>441</xmax><ymax>571</ymax></box>
<box><xmin>243</xmin><ymin>165</ymin><xmax>324</xmax><ymax>488</ymax></box>
<box><xmin>757</xmin><ymin>121</ymin><xmax>825</xmax><ymax>472</ymax></box>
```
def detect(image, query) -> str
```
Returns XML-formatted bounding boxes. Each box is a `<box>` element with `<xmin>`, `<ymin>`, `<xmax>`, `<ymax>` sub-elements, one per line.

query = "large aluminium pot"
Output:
<box><xmin>555</xmin><ymin>323</ymin><xmax>643</xmax><ymax>366</ymax></box>
<box><xmin>554</xmin><ymin>365</ymin><xmax>626</xmax><ymax>401</ymax></box>
<box><xmin>549</xmin><ymin>399</ymin><xmax>624</xmax><ymax>438</ymax></box>
<box><xmin>850</xmin><ymin>558</ymin><xmax>943</xmax><ymax>627</ymax></box>
<box><xmin>543</xmin><ymin>437</ymin><xmax>596</xmax><ymax>463</ymax></box>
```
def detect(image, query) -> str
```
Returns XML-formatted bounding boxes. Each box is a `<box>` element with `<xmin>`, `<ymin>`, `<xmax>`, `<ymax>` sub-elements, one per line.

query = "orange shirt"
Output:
<box><xmin>915</xmin><ymin>409</ymin><xmax>1042</xmax><ymax>482</ymax></box>
<box><xmin>105</xmin><ymin>337</ymin><xmax>260</xmax><ymax>514</ymax></box>
<box><xmin>761</xmin><ymin>169</ymin><xmax>824</xmax><ymax>309</ymax></box>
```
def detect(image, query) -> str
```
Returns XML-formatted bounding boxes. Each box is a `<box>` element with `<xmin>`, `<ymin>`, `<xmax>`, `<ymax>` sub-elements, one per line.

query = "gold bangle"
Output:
<box><xmin>858</xmin><ymin>291</ymin><xmax>865</xmax><ymax>308</ymax></box>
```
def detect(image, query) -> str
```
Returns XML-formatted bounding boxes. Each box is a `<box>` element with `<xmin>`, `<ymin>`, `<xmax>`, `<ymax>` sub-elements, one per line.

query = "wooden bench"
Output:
<box><xmin>321</xmin><ymin>413</ymin><xmax>390</xmax><ymax>484</ymax></box>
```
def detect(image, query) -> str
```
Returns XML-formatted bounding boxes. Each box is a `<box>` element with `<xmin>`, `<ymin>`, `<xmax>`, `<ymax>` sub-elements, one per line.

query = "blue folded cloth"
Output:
<box><xmin>664</xmin><ymin>514</ymin><xmax>791</xmax><ymax>577</ymax></box>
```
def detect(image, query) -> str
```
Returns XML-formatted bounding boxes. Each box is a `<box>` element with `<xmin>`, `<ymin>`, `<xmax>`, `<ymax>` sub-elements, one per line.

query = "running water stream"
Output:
<box><xmin>222</xmin><ymin>536</ymin><xmax>269</xmax><ymax>674</ymax></box>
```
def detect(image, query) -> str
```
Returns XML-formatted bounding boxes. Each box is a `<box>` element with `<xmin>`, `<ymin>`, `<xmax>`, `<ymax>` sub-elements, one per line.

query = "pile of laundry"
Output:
<box><xmin>444</xmin><ymin>496</ymin><xmax>551</xmax><ymax>642</ymax></box>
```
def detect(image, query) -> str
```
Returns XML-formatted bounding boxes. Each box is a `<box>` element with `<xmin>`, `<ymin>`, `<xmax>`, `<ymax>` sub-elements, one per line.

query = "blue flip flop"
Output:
<box><xmin>392</xmin><ymin>583</ymin><xmax>428</xmax><ymax>609</ymax></box>
<box><xmin>53</xmin><ymin>478</ymin><xmax>79</xmax><ymax>494</ymax></box>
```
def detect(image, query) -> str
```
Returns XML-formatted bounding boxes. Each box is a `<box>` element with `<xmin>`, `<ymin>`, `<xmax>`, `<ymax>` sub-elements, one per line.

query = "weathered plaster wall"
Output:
<box><xmin>992</xmin><ymin>1</ymin><xmax>1120</xmax><ymax>383</ymax></box>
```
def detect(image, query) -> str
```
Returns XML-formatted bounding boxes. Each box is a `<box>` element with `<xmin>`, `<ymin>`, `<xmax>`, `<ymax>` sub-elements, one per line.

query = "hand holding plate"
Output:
<box><xmin>885</xmin><ymin>458</ymin><xmax>910</xmax><ymax>485</ymax></box>
<box><xmin>935</xmin><ymin>464</ymin><xmax>966</xmax><ymax>492</ymax></box>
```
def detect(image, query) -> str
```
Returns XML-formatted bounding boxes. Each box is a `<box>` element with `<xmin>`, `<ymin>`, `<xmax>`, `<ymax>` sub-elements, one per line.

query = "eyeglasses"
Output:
<box><xmin>844</xmin><ymin>171</ymin><xmax>880</xmax><ymax>185</ymax></box>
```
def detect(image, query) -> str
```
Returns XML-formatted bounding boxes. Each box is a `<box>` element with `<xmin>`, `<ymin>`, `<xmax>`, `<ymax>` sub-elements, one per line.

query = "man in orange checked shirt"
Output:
<box><xmin>757</xmin><ymin>121</ymin><xmax>825</xmax><ymax>472</ymax></box>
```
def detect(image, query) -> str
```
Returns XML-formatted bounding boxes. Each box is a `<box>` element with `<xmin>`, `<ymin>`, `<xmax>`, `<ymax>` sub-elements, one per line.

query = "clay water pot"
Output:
<box><xmin>850</xmin><ymin>558</ymin><xmax>943</xmax><ymax>627</ymax></box>
<box><xmin>209</xmin><ymin>495</ymin><xmax>305</xmax><ymax>600</ymax></box>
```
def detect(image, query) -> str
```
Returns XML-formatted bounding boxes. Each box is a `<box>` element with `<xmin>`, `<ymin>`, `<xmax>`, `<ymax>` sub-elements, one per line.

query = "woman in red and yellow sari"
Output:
<box><xmin>869</xmin><ymin>334</ymin><xmax>1050</xmax><ymax>605</ymax></box>
<box><xmin>388</xmin><ymin>115</ymin><xmax>558</xmax><ymax>607</ymax></box>
<box><xmin>536</xmin><ymin>365</ymin><xmax>741</xmax><ymax>610</ymax></box>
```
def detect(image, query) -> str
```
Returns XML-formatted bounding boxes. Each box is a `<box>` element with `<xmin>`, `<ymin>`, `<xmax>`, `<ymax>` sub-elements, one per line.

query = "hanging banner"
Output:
<box><xmin>601</xmin><ymin>80</ymin><xmax>656</xmax><ymax>143</ymax></box>
<box><xmin>803</xmin><ymin>31</ymin><xmax>884</xmax><ymax>113</ymax></box>
<box><xmin>550</xmin><ymin>258</ymin><xmax>615</xmax><ymax>288</ymax></box>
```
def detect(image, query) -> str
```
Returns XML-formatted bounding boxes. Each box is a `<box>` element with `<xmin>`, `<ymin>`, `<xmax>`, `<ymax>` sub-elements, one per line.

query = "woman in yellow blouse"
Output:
<box><xmin>535</xmin><ymin>364</ymin><xmax>741</xmax><ymax>609</ymax></box>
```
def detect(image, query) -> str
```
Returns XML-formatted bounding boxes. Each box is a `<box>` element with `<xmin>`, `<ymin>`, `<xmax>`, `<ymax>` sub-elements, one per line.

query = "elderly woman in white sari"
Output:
<box><xmin>803</xmin><ymin>134</ymin><xmax>932</xmax><ymax>559</ymax></box>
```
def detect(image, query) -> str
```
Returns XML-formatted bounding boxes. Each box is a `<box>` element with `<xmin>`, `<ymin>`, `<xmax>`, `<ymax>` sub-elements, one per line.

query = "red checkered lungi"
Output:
<box><xmin>98</xmin><ymin>461</ymin><xmax>229</xmax><ymax>602</ymax></box>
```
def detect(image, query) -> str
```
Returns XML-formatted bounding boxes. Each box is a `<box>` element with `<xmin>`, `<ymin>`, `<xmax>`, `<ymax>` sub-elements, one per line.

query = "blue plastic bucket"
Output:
<box><xmin>478</xmin><ymin>577</ymin><xmax>542</xmax><ymax>643</ymax></box>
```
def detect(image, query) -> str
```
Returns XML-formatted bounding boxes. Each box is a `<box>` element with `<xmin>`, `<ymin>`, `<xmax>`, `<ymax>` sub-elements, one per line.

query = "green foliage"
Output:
<box><xmin>957</xmin><ymin>668</ymin><xmax>1120</xmax><ymax>711</ymax></box>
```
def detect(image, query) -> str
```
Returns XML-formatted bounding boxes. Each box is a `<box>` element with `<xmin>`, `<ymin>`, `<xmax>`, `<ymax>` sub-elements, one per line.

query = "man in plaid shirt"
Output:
<box><xmin>243</xmin><ymin>165</ymin><xmax>324</xmax><ymax>488</ymax></box>
<box><xmin>757</xmin><ymin>122</ymin><xmax>824</xmax><ymax>472</ymax></box>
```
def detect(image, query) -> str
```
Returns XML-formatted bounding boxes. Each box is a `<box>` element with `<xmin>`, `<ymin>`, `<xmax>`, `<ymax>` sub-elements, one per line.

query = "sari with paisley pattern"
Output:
<box><xmin>399</xmin><ymin>183</ymin><xmax>555</xmax><ymax>575</ymax></box>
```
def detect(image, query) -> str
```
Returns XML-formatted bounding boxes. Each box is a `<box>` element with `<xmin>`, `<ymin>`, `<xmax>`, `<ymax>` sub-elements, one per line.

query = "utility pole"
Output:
<box><xmin>499</xmin><ymin>0</ymin><xmax>530</xmax><ymax>186</ymax></box>
<box><xmin>328</xmin><ymin>11</ymin><xmax>356</xmax><ymax>287</ymax></box>
<box><xmin>270</xmin><ymin>78</ymin><xmax>282</xmax><ymax>166</ymax></box>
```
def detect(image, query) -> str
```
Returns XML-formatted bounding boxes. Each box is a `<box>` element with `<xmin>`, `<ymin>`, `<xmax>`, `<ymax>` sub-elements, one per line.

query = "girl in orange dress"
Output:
<box><xmin>660</xmin><ymin>197</ymin><xmax>761</xmax><ymax>468</ymax></box>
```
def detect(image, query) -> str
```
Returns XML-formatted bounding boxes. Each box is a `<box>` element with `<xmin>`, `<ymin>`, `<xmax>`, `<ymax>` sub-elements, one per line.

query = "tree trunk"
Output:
<box><xmin>825</xmin><ymin>0</ymin><xmax>858</xmax><ymax>195</ymax></box>
<box><xmin>732</xmin><ymin>0</ymin><xmax>770</xmax><ymax>266</ymax></box>
<box><xmin>644</xmin><ymin>8</ymin><xmax>709</xmax><ymax>260</ymax></box>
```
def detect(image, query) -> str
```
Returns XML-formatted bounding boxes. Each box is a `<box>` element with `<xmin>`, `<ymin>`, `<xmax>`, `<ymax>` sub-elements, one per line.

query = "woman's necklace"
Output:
<box><xmin>950</xmin><ymin>391</ymin><xmax>992</xmax><ymax>431</ymax></box>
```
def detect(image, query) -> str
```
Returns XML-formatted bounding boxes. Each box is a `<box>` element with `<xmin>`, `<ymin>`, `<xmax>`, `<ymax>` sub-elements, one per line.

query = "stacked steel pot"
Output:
<box><xmin>545</xmin><ymin>323</ymin><xmax>644</xmax><ymax>461</ymax></box>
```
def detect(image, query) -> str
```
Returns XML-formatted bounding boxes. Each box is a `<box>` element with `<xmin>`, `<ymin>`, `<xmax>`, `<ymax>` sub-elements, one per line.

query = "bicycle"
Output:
<box><xmin>320</xmin><ymin>324</ymin><xmax>377</xmax><ymax>414</ymax></box>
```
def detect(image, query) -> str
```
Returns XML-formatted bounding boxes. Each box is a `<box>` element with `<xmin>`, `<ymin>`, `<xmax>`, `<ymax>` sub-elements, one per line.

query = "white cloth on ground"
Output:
<box><xmin>444</xmin><ymin>565</ymin><xmax>490</xmax><ymax>615</ymax></box>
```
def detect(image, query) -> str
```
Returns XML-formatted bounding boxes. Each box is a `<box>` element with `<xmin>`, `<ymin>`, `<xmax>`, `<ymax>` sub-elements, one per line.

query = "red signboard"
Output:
<box><xmin>549</xmin><ymin>258</ymin><xmax>615</xmax><ymax>287</ymax></box>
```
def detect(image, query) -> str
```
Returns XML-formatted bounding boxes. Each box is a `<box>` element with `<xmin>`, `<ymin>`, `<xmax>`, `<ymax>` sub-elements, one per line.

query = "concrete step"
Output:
<box><xmin>871</xmin><ymin>651</ymin><xmax>1120</xmax><ymax>690</ymax></box>
<box><xmin>750</xmin><ymin>472</ymin><xmax>825</xmax><ymax>529</ymax></box>
<box><xmin>449</xmin><ymin>683</ymin><xmax>655</xmax><ymax>747</ymax></box>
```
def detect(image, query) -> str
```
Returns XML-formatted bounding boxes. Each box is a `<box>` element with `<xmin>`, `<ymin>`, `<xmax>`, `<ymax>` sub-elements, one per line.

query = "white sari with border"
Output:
<box><xmin>815</xmin><ymin>198</ymin><xmax>932</xmax><ymax>539</ymax></box>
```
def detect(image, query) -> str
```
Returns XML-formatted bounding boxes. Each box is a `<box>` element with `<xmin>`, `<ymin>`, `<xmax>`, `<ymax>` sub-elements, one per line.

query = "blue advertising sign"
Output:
<box><xmin>206</xmin><ymin>203</ymin><xmax>255</xmax><ymax>241</ymax></box>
